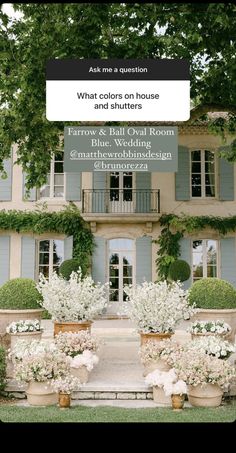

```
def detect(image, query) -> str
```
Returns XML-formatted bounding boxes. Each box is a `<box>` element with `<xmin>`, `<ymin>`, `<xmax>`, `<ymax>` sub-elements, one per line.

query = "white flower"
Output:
<box><xmin>6</xmin><ymin>319</ymin><xmax>42</xmax><ymax>334</ymax></box>
<box><xmin>70</xmin><ymin>350</ymin><xmax>99</xmax><ymax>371</ymax></box>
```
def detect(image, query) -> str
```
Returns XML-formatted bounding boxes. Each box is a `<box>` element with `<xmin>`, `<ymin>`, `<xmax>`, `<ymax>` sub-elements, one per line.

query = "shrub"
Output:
<box><xmin>168</xmin><ymin>259</ymin><xmax>191</xmax><ymax>282</ymax></box>
<box><xmin>189</xmin><ymin>278</ymin><xmax>236</xmax><ymax>309</ymax></box>
<box><xmin>59</xmin><ymin>259</ymin><xmax>86</xmax><ymax>280</ymax></box>
<box><xmin>0</xmin><ymin>347</ymin><xmax>6</xmax><ymax>391</ymax></box>
<box><xmin>0</xmin><ymin>278</ymin><xmax>42</xmax><ymax>310</ymax></box>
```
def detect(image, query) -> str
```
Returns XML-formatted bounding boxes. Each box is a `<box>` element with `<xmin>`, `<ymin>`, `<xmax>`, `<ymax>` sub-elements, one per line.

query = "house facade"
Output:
<box><xmin>0</xmin><ymin>123</ymin><xmax>236</xmax><ymax>315</ymax></box>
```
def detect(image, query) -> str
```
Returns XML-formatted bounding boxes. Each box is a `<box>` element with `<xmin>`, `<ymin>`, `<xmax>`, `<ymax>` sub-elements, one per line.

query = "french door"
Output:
<box><xmin>109</xmin><ymin>172</ymin><xmax>134</xmax><ymax>213</ymax></box>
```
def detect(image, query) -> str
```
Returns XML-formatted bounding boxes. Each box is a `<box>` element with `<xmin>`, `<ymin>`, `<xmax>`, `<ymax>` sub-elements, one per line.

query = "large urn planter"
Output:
<box><xmin>188</xmin><ymin>383</ymin><xmax>223</xmax><ymax>407</ymax></box>
<box><xmin>140</xmin><ymin>332</ymin><xmax>173</xmax><ymax>346</ymax></box>
<box><xmin>191</xmin><ymin>330</ymin><xmax>232</xmax><ymax>341</ymax></box>
<box><xmin>143</xmin><ymin>359</ymin><xmax>170</xmax><ymax>377</ymax></box>
<box><xmin>152</xmin><ymin>386</ymin><xmax>172</xmax><ymax>406</ymax></box>
<box><xmin>70</xmin><ymin>365</ymin><xmax>89</xmax><ymax>384</ymax></box>
<box><xmin>54</xmin><ymin>321</ymin><xmax>92</xmax><ymax>337</ymax></box>
<box><xmin>10</xmin><ymin>330</ymin><xmax>43</xmax><ymax>349</ymax></box>
<box><xmin>192</xmin><ymin>309</ymin><xmax>236</xmax><ymax>342</ymax></box>
<box><xmin>0</xmin><ymin>309</ymin><xmax>44</xmax><ymax>349</ymax></box>
<box><xmin>26</xmin><ymin>381</ymin><xmax>58</xmax><ymax>406</ymax></box>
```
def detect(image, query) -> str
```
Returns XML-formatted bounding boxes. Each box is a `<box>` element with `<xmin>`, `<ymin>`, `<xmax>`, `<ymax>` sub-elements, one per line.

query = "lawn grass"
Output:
<box><xmin>0</xmin><ymin>403</ymin><xmax>235</xmax><ymax>423</ymax></box>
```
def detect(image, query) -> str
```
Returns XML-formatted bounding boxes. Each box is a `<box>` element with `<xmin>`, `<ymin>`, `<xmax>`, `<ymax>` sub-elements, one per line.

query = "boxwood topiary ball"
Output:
<box><xmin>59</xmin><ymin>259</ymin><xmax>85</xmax><ymax>280</ymax></box>
<box><xmin>0</xmin><ymin>278</ymin><xmax>42</xmax><ymax>310</ymax></box>
<box><xmin>189</xmin><ymin>278</ymin><xmax>236</xmax><ymax>309</ymax></box>
<box><xmin>168</xmin><ymin>259</ymin><xmax>191</xmax><ymax>282</ymax></box>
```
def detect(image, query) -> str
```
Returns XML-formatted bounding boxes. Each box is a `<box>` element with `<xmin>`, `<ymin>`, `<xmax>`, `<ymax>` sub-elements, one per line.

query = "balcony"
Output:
<box><xmin>82</xmin><ymin>189</ymin><xmax>160</xmax><ymax>230</ymax></box>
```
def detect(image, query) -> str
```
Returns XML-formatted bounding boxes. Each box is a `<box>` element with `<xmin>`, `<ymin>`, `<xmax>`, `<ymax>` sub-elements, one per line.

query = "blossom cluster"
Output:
<box><xmin>124</xmin><ymin>281</ymin><xmax>195</xmax><ymax>333</ymax></box>
<box><xmin>52</xmin><ymin>375</ymin><xmax>81</xmax><ymax>394</ymax></box>
<box><xmin>55</xmin><ymin>331</ymin><xmax>99</xmax><ymax>357</ymax></box>
<box><xmin>139</xmin><ymin>339</ymin><xmax>179</xmax><ymax>366</ymax></box>
<box><xmin>6</xmin><ymin>319</ymin><xmax>41</xmax><ymax>334</ymax></box>
<box><xmin>185</xmin><ymin>336</ymin><xmax>235</xmax><ymax>360</ymax></box>
<box><xmin>37</xmin><ymin>270</ymin><xmax>108</xmax><ymax>322</ymax></box>
<box><xmin>145</xmin><ymin>368</ymin><xmax>187</xmax><ymax>396</ymax></box>
<box><xmin>189</xmin><ymin>320</ymin><xmax>231</xmax><ymax>336</ymax></box>
<box><xmin>70</xmin><ymin>350</ymin><xmax>99</xmax><ymax>371</ymax></box>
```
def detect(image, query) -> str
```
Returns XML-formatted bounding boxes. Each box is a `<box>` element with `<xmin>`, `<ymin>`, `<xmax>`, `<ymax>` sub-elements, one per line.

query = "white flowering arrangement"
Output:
<box><xmin>145</xmin><ymin>368</ymin><xmax>187</xmax><ymax>396</ymax></box>
<box><xmin>6</xmin><ymin>319</ymin><xmax>42</xmax><ymax>334</ymax></box>
<box><xmin>185</xmin><ymin>337</ymin><xmax>235</xmax><ymax>360</ymax></box>
<box><xmin>139</xmin><ymin>339</ymin><xmax>179</xmax><ymax>366</ymax></box>
<box><xmin>124</xmin><ymin>280</ymin><xmax>195</xmax><ymax>333</ymax></box>
<box><xmin>170</xmin><ymin>350</ymin><xmax>235</xmax><ymax>388</ymax></box>
<box><xmin>70</xmin><ymin>350</ymin><xmax>99</xmax><ymax>371</ymax></box>
<box><xmin>11</xmin><ymin>340</ymin><xmax>71</xmax><ymax>383</ymax></box>
<box><xmin>189</xmin><ymin>320</ymin><xmax>231</xmax><ymax>336</ymax></box>
<box><xmin>51</xmin><ymin>375</ymin><xmax>81</xmax><ymax>394</ymax></box>
<box><xmin>37</xmin><ymin>270</ymin><xmax>108</xmax><ymax>322</ymax></box>
<box><xmin>55</xmin><ymin>331</ymin><xmax>99</xmax><ymax>358</ymax></box>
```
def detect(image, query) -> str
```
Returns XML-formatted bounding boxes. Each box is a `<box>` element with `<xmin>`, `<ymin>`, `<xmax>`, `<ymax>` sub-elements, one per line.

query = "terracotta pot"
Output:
<box><xmin>54</xmin><ymin>321</ymin><xmax>92</xmax><ymax>337</ymax></box>
<box><xmin>191</xmin><ymin>309</ymin><xmax>236</xmax><ymax>342</ymax></box>
<box><xmin>59</xmin><ymin>393</ymin><xmax>71</xmax><ymax>408</ymax></box>
<box><xmin>171</xmin><ymin>394</ymin><xmax>185</xmax><ymax>410</ymax></box>
<box><xmin>143</xmin><ymin>359</ymin><xmax>170</xmax><ymax>377</ymax></box>
<box><xmin>70</xmin><ymin>365</ymin><xmax>89</xmax><ymax>383</ymax></box>
<box><xmin>140</xmin><ymin>332</ymin><xmax>173</xmax><ymax>346</ymax></box>
<box><xmin>26</xmin><ymin>381</ymin><xmax>58</xmax><ymax>406</ymax></box>
<box><xmin>0</xmin><ymin>308</ymin><xmax>44</xmax><ymax>349</ymax></box>
<box><xmin>10</xmin><ymin>330</ymin><xmax>43</xmax><ymax>349</ymax></box>
<box><xmin>188</xmin><ymin>383</ymin><xmax>223</xmax><ymax>407</ymax></box>
<box><xmin>152</xmin><ymin>386</ymin><xmax>172</xmax><ymax>406</ymax></box>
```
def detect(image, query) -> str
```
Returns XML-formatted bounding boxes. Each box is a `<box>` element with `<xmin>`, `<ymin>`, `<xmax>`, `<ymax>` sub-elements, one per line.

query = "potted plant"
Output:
<box><xmin>171</xmin><ymin>349</ymin><xmax>235</xmax><ymax>407</ymax></box>
<box><xmin>11</xmin><ymin>340</ymin><xmax>71</xmax><ymax>406</ymax></box>
<box><xmin>37</xmin><ymin>270</ymin><xmax>107</xmax><ymax>336</ymax></box>
<box><xmin>0</xmin><ymin>278</ymin><xmax>44</xmax><ymax>348</ymax></box>
<box><xmin>124</xmin><ymin>280</ymin><xmax>195</xmax><ymax>344</ymax></box>
<box><xmin>54</xmin><ymin>331</ymin><xmax>99</xmax><ymax>383</ymax></box>
<box><xmin>6</xmin><ymin>319</ymin><xmax>43</xmax><ymax>349</ymax></box>
<box><xmin>139</xmin><ymin>338</ymin><xmax>178</xmax><ymax>376</ymax></box>
<box><xmin>185</xmin><ymin>336</ymin><xmax>236</xmax><ymax>360</ymax></box>
<box><xmin>52</xmin><ymin>375</ymin><xmax>80</xmax><ymax>408</ymax></box>
<box><xmin>145</xmin><ymin>368</ymin><xmax>177</xmax><ymax>406</ymax></box>
<box><xmin>189</xmin><ymin>320</ymin><xmax>232</xmax><ymax>340</ymax></box>
<box><xmin>189</xmin><ymin>278</ymin><xmax>236</xmax><ymax>342</ymax></box>
<box><xmin>163</xmin><ymin>379</ymin><xmax>187</xmax><ymax>410</ymax></box>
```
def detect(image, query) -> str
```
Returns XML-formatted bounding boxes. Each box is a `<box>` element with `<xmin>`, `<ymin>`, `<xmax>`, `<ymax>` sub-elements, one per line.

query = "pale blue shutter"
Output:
<box><xmin>136</xmin><ymin>172</ymin><xmax>151</xmax><ymax>212</ymax></box>
<box><xmin>219</xmin><ymin>158</ymin><xmax>234</xmax><ymax>201</ymax></box>
<box><xmin>175</xmin><ymin>147</ymin><xmax>190</xmax><ymax>200</ymax></box>
<box><xmin>92</xmin><ymin>237</ymin><xmax>106</xmax><ymax>284</ymax></box>
<box><xmin>22</xmin><ymin>173</ymin><xmax>36</xmax><ymax>201</ymax></box>
<box><xmin>220</xmin><ymin>238</ymin><xmax>236</xmax><ymax>287</ymax></box>
<box><xmin>179</xmin><ymin>237</ymin><xmax>192</xmax><ymax>289</ymax></box>
<box><xmin>0</xmin><ymin>158</ymin><xmax>12</xmax><ymax>201</ymax></box>
<box><xmin>0</xmin><ymin>236</ymin><xmax>10</xmax><ymax>285</ymax></box>
<box><xmin>65</xmin><ymin>173</ymin><xmax>81</xmax><ymax>201</ymax></box>
<box><xmin>21</xmin><ymin>237</ymin><xmax>36</xmax><ymax>279</ymax></box>
<box><xmin>92</xmin><ymin>172</ymin><xmax>106</xmax><ymax>213</ymax></box>
<box><xmin>64</xmin><ymin>236</ymin><xmax>73</xmax><ymax>260</ymax></box>
<box><xmin>136</xmin><ymin>236</ymin><xmax>152</xmax><ymax>283</ymax></box>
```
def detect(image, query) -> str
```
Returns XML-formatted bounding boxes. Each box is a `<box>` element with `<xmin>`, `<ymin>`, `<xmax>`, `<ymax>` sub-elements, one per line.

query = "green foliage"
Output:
<box><xmin>0</xmin><ymin>347</ymin><xmax>6</xmax><ymax>392</ymax></box>
<box><xmin>189</xmin><ymin>278</ymin><xmax>236</xmax><ymax>309</ymax></box>
<box><xmin>156</xmin><ymin>214</ymin><xmax>236</xmax><ymax>279</ymax></box>
<box><xmin>0</xmin><ymin>205</ymin><xmax>94</xmax><ymax>273</ymax></box>
<box><xmin>0</xmin><ymin>278</ymin><xmax>42</xmax><ymax>310</ymax></box>
<box><xmin>169</xmin><ymin>260</ymin><xmax>191</xmax><ymax>282</ymax></box>
<box><xmin>59</xmin><ymin>259</ymin><xmax>86</xmax><ymax>280</ymax></box>
<box><xmin>1</xmin><ymin>4</ymin><xmax>236</xmax><ymax>186</ymax></box>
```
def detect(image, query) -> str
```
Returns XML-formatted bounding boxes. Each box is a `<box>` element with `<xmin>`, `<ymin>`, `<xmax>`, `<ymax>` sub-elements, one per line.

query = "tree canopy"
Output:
<box><xmin>1</xmin><ymin>3</ymin><xmax>236</xmax><ymax>188</ymax></box>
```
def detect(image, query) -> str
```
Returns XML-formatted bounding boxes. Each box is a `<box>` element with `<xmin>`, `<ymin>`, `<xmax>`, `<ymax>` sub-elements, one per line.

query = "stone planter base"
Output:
<box><xmin>192</xmin><ymin>309</ymin><xmax>236</xmax><ymax>342</ymax></box>
<box><xmin>188</xmin><ymin>383</ymin><xmax>223</xmax><ymax>407</ymax></box>
<box><xmin>54</xmin><ymin>321</ymin><xmax>92</xmax><ymax>337</ymax></box>
<box><xmin>26</xmin><ymin>381</ymin><xmax>58</xmax><ymax>406</ymax></box>
<box><xmin>10</xmin><ymin>330</ymin><xmax>43</xmax><ymax>349</ymax></box>
<box><xmin>0</xmin><ymin>309</ymin><xmax>44</xmax><ymax>349</ymax></box>
<box><xmin>153</xmin><ymin>386</ymin><xmax>172</xmax><ymax>406</ymax></box>
<box><xmin>71</xmin><ymin>365</ymin><xmax>89</xmax><ymax>384</ymax></box>
<box><xmin>140</xmin><ymin>332</ymin><xmax>173</xmax><ymax>346</ymax></box>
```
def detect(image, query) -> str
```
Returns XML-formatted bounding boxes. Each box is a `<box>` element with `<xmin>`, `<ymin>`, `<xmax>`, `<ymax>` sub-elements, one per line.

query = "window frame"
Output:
<box><xmin>38</xmin><ymin>153</ymin><xmax>65</xmax><ymax>200</ymax></box>
<box><xmin>191</xmin><ymin>238</ymin><xmax>219</xmax><ymax>282</ymax></box>
<box><xmin>37</xmin><ymin>238</ymin><xmax>64</xmax><ymax>280</ymax></box>
<box><xmin>190</xmin><ymin>149</ymin><xmax>217</xmax><ymax>199</ymax></box>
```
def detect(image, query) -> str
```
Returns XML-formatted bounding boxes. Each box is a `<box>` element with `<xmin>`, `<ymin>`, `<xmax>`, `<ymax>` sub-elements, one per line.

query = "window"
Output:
<box><xmin>108</xmin><ymin>238</ymin><xmax>134</xmax><ymax>305</ymax></box>
<box><xmin>39</xmin><ymin>152</ymin><xmax>64</xmax><ymax>198</ymax></box>
<box><xmin>191</xmin><ymin>150</ymin><xmax>215</xmax><ymax>198</ymax></box>
<box><xmin>38</xmin><ymin>239</ymin><xmax>64</xmax><ymax>279</ymax></box>
<box><xmin>110</xmin><ymin>172</ymin><xmax>133</xmax><ymax>202</ymax></box>
<box><xmin>192</xmin><ymin>239</ymin><xmax>218</xmax><ymax>281</ymax></box>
